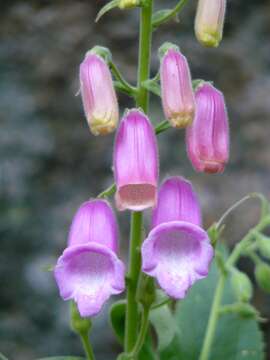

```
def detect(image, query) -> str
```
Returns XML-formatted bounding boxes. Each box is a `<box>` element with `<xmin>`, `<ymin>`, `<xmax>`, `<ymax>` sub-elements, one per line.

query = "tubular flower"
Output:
<box><xmin>142</xmin><ymin>177</ymin><xmax>213</xmax><ymax>299</ymax></box>
<box><xmin>113</xmin><ymin>109</ymin><xmax>159</xmax><ymax>211</ymax></box>
<box><xmin>80</xmin><ymin>52</ymin><xmax>119</xmax><ymax>136</ymax></box>
<box><xmin>160</xmin><ymin>48</ymin><xmax>195</xmax><ymax>128</ymax></box>
<box><xmin>195</xmin><ymin>0</ymin><xmax>226</xmax><ymax>47</ymax></box>
<box><xmin>186</xmin><ymin>83</ymin><xmax>229</xmax><ymax>174</ymax></box>
<box><xmin>54</xmin><ymin>200</ymin><xmax>125</xmax><ymax>317</ymax></box>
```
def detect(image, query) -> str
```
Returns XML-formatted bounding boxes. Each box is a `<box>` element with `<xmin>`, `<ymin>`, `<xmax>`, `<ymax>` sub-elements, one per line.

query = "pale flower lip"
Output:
<box><xmin>79</xmin><ymin>52</ymin><xmax>119</xmax><ymax>136</ymax></box>
<box><xmin>54</xmin><ymin>200</ymin><xmax>125</xmax><ymax>317</ymax></box>
<box><xmin>113</xmin><ymin>109</ymin><xmax>159</xmax><ymax>211</ymax></box>
<box><xmin>186</xmin><ymin>83</ymin><xmax>229</xmax><ymax>174</ymax></box>
<box><xmin>141</xmin><ymin>177</ymin><xmax>213</xmax><ymax>299</ymax></box>
<box><xmin>195</xmin><ymin>0</ymin><xmax>226</xmax><ymax>47</ymax></box>
<box><xmin>160</xmin><ymin>48</ymin><xmax>195</xmax><ymax>128</ymax></box>
<box><xmin>142</xmin><ymin>221</ymin><xmax>213</xmax><ymax>299</ymax></box>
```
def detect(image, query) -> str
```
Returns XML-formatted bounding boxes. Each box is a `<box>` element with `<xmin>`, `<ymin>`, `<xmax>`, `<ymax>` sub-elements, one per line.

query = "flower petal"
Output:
<box><xmin>151</xmin><ymin>176</ymin><xmax>202</xmax><ymax>228</ymax></box>
<box><xmin>68</xmin><ymin>199</ymin><xmax>119</xmax><ymax>252</ymax></box>
<box><xmin>54</xmin><ymin>243</ymin><xmax>125</xmax><ymax>317</ymax></box>
<box><xmin>142</xmin><ymin>221</ymin><xmax>213</xmax><ymax>299</ymax></box>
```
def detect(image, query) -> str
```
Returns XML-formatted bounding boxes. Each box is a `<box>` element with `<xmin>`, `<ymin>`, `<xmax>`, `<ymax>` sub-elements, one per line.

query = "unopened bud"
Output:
<box><xmin>186</xmin><ymin>83</ymin><xmax>229</xmax><ymax>174</ymax></box>
<box><xmin>80</xmin><ymin>51</ymin><xmax>119</xmax><ymax>136</ymax></box>
<box><xmin>255</xmin><ymin>263</ymin><xmax>270</xmax><ymax>293</ymax></box>
<box><xmin>257</xmin><ymin>233</ymin><xmax>270</xmax><ymax>260</ymax></box>
<box><xmin>160</xmin><ymin>46</ymin><xmax>195</xmax><ymax>128</ymax></box>
<box><xmin>231</xmin><ymin>270</ymin><xmax>253</xmax><ymax>303</ymax></box>
<box><xmin>195</xmin><ymin>0</ymin><xmax>226</xmax><ymax>47</ymax></box>
<box><xmin>118</xmin><ymin>0</ymin><xmax>140</xmax><ymax>9</ymax></box>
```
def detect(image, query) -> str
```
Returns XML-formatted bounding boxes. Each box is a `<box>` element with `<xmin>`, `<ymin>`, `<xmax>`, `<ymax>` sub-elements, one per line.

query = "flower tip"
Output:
<box><xmin>89</xmin><ymin>117</ymin><xmax>117</xmax><ymax>136</ymax></box>
<box><xmin>170</xmin><ymin>110</ymin><xmax>194</xmax><ymax>129</ymax></box>
<box><xmin>115</xmin><ymin>184</ymin><xmax>157</xmax><ymax>211</ymax></box>
<box><xmin>203</xmin><ymin>161</ymin><xmax>225</xmax><ymax>174</ymax></box>
<box><xmin>196</xmin><ymin>31</ymin><xmax>220</xmax><ymax>48</ymax></box>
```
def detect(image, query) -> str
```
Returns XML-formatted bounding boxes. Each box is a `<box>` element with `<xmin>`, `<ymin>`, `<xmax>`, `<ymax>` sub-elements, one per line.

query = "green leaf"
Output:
<box><xmin>160</xmin><ymin>245</ymin><xmax>264</xmax><ymax>360</ymax></box>
<box><xmin>150</xmin><ymin>304</ymin><xmax>176</xmax><ymax>351</ymax></box>
<box><xmin>95</xmin><ymin>0</ymin><xmax>119</xmax><ymax>22</ymax></box>
<box><xmin>110</xmin><ymin>300</ymin><xmax>126</xmax><ymax>345</ymax></box>
<box><xmin>110</xmin><ymin>300</ymin><xmax>155</xmax><ymax>360</ymax></box>
<box><xmin>152</xmin><ymin>9</ymin><xmax>172</xmax><ymax>27</ymax></box>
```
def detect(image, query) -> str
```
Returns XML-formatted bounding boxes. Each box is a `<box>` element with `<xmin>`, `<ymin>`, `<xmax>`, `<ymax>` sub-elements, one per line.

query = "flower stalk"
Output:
<box><xmin>124</xmin><ymin>0</ymin><xmax>153</xmax><ymax>353</ymax></box>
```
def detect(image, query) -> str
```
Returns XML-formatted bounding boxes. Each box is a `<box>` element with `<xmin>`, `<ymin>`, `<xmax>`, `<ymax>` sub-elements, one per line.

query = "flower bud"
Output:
<box><xmin>54</xmin><ymin>200</ymin><xmax>125</xmax><ymax>317</ymax></box>
<box><xmin>255</xmin><ymin>263</ymin><xmax>270</xmax><ymax>293</ymax></box>
<box><xmin>113</xmin><ymin>109</ymin><xmax>159</xmax><ymax>211</ymax></box>
<box><xmin>142</xmin><ymin>177</ymin><xmax>213</xmax><ymax>299</ymax></box>
<box><xmin>186</xmin><ymin>83</ymin><xmax>229</xmax><ymax>174</ymax></box>
<box><xmin>231</xmin><ymin>270</ymin><xmax>253</xmax><ymax>303</ymax></box>
<box><xmin>257</xmin><ymin>233</ymin><xmax>270</xmax><ymax>260</ymax></box>
<box><xmin>80</xmin><ymin>52</ymin><xmax>119</xmax><ymax>136</ymax></box>
<box><xmin>160</xmin><ymin>48</ymin><xmax>195</xmax><ymax>128</ymax></box>
<box><xmin>118</xmin><ymin>0</ymin><xmax>140</xmax><ymax>9</ymax></box>
<box><xmin>195</xmin><ymin>0</ymin><xmax>226</xmax><ymax>47</ymax></box>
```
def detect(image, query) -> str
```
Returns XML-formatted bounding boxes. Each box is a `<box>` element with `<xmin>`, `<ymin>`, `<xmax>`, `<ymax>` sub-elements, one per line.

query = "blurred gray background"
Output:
<box><xmin>0</xmin><ymin>0</ymin><xmax>270</xmax><ymax>359</ymax></box>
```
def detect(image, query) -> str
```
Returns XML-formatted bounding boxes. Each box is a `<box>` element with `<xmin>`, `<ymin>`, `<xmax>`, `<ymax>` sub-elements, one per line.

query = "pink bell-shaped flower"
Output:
<box><xmin>142</xmin><ymin>177</ymin><xmax>213</xmax><ymax>299</ymax></box>
<box><xmin>160</xmin><ymin>48</ymin><xmax>195</xmax><ymax>128</ymax></box>
<box><xmin>186</xmin><ymin>83</ymin><xmax>229</xmax><ymax>174</ymax></box>
<box><xmin>54</xmin><ymin>200</ymin><xmax>125</xmax><ymax>317</ymax></box>
<box><xmin>80</xmin><ymin>52</ymin><xmax>119</xmax><ymax>136</ymax></box>
<box><xmin>113</xmin><ymin>109</ymin><xmax>159</xmax><ymax>211</ymax></box>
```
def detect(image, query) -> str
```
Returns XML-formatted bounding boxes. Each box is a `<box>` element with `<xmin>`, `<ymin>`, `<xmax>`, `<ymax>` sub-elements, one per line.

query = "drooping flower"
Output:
<box><xmin>186</xmin><ymin>83</ymin><xmax>229</xmax><ymax>174</ymax></box>
<box><xmin>195</xmin><ymin>0</ymin><xmax>226</xmax><ymax>47</ymax></box>
<box><xmin>160</xmin><ymin>48</ymin><xmax>195</xmax><ymax>128</ymax></box>
<box><xmin>54</xmin><ymin>200</ymin><xmax>125</xmax><ymax>317</ymax></box>
<box><xmin>142</xmin><ymin>177</ymin><xmax>213</xmax><ymax>299</ymax></box>
<box><xmin>113</xmin><ymin>109</ymin><xmax>159</xmax><ymax>211</ymax></box>
<box><xmin>80</xmin><ymin>52</ymin><xmax>119</xmax><ymax>136</ymax></box>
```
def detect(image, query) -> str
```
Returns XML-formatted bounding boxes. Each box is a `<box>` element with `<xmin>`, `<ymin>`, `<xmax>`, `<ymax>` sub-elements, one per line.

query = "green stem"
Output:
<box><xmin>129</xmin><ymin>307</ymin><xmax>151</xmax><ymax>358</ymax></box>
<box><xmin>226</xmin><ymin>215</ymin><xmax>270</xmax><ymax>268</ymax></box>
<box><xmin>97</xmin><ymin>183</ymin><xmax>116</xmax><ymax>198</ymax></box>
<box><xmin>136</xmin><ymin>0</ymin><xmax>153</xmax><ymax>112</ymax></box>
<box><xmin>152</xmin><ymin>0</ymin><xmax>189</xmax><ymax>28</ymax></box>
<box><xmin>151</xmin><ymin>297</ymin><xmax>171</xmax><ymax>310</ymax></box>
<box><xmin>80</xmin><ymin>332</ymin><xmax>96</xmax><ymax>360</ymax></box>
<box><xmin>155</xmin><ymin>120</ymin><xmax>171</xmax><ymax>134</ymax></box>
<box><xmin>109</xmin><ymin>61</ymin><xmax>138</xmax><ymax>96</ymax></box>
<box><xmin>199</xmin><ymin>215</ymin><xmax>270</xmax><ymax>360</ymax></box>
<box><xmin>125</xmin><ymin>212</ymin><xmax>144</xmax><ymax>352</ymax></box>
<box><xmin>199</xmin><ymin>274</ymin><xmax>226</xmax><ymax>360</ymax></box>
<box><xmin>125</xmin><ymin>1</ymin><xmax>153</xmax><ymax>353</ymax></box>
